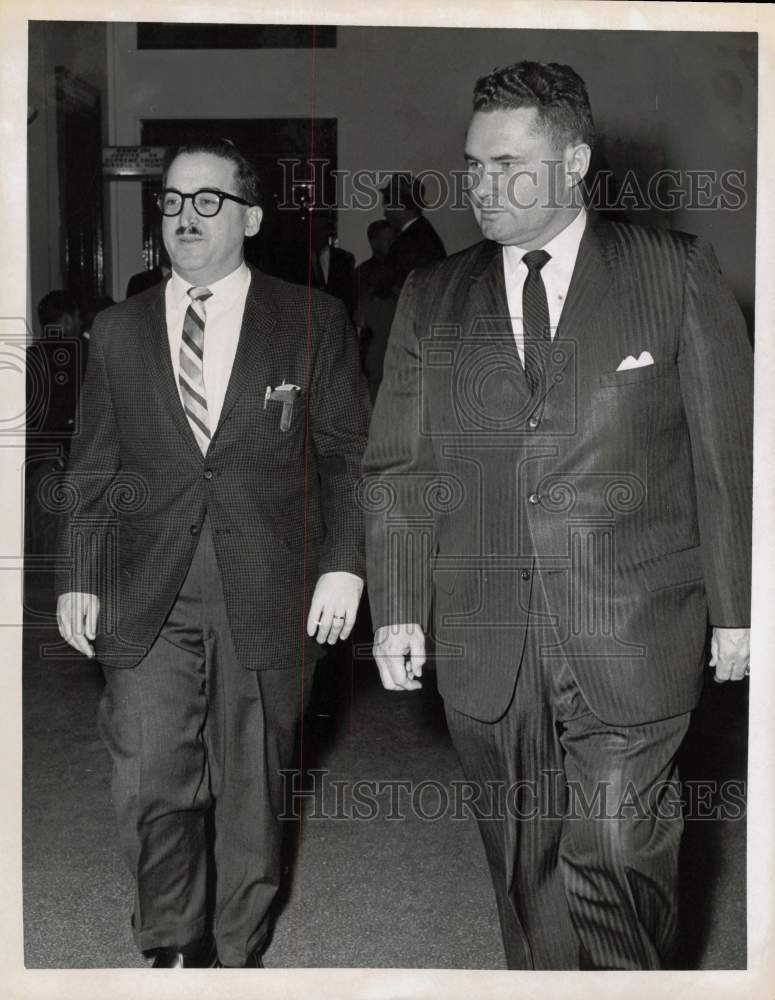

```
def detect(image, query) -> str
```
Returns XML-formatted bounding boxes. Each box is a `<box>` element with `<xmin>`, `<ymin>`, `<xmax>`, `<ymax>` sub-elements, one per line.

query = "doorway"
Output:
<box><xmin>56</xmin><ymin>68</ymin><xmax>105</xmax><ymax>303</ymax></box>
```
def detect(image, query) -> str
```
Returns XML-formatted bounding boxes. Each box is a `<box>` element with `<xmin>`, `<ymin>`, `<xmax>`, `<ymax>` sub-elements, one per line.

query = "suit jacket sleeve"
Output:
<box><xmin>678</xmin><ymin>237</ymin><xmax>753</xmax><ymax>626</ymax></box>
<box><xmin>54</xmin><ymin>313</ymin><xmax>122</xmax><ymax>598</ymax></box>
<box><xmin>362</xmin><ymin>271</ymin><xmax>437</xmax><ymax>630</ymax></box>
<box><xmin>310</xmin><ymin>296</ymin><xmax>371</xmax><ymax>578</ymax></box>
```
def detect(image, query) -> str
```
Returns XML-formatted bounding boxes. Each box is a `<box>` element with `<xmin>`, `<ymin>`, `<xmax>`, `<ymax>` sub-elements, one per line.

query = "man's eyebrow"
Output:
<box><xmin>463</xmin><ymin>152</ymin><xmax>525</xmax><ymax>162</ymax></box>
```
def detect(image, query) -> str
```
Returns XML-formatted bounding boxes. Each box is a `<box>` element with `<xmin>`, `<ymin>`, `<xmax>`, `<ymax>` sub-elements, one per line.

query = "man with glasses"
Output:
<box><xmin>55</xmin><ymin>136</ymin><xmax>370</xmax><ymax>968</ymax></box>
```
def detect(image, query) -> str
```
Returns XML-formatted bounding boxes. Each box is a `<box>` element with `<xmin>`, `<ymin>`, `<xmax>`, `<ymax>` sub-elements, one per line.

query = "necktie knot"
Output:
<box><xmin>522</xmin><ymin>249</ymin><xmax>551</xmax><ymax>273</ymax></box>
<box><xmin>188</xmin><ymin>286</ymin><xmax>212</xmax><ymax>304</ymax></box>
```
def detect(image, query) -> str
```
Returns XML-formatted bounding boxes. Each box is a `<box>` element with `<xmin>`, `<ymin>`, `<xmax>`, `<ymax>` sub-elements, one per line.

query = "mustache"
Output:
<box><xmin>175</xmin><ymin>224</ymin><xmax>204</xmax><ymax>236</ymax></box>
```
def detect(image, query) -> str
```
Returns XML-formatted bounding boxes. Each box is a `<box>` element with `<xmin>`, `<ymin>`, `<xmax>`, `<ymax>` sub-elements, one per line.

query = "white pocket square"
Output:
<box><xmin>616</xmin><ymin>351</ymin><xmax>654</xmax><ymax>371</ymax></box>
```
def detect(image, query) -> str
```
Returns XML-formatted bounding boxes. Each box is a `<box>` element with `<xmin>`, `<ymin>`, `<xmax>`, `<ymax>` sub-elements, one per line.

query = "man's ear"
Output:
<box><xmin>566</xmin><ymin>142</ymin><xmax>591</xmax><ymax>189</ymax></box>
<box><xmin>244</xmin><ymin>205</ymin><xmax>262</xmax><ymax>238</ymax></box>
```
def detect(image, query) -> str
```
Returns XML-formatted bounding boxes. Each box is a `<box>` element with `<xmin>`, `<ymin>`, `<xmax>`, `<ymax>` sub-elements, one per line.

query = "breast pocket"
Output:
<box><xmin>597</xmin><ymin>361</ymin><xmax>673</xmax><ymax>388</ymax></box>
<box><xmin>589</xmin><ymin>361</ymin><xmax>680</xmax><ymax>450</ymax></box>
<box><xmin>261</xmin><ymin>390</ymin><xmax>305</xmax><ymax>432</ymax></box>
<box><xmin>250</xmin><ymin>391</ymin><xmax>308</xmax><ymax>462</ymax></box>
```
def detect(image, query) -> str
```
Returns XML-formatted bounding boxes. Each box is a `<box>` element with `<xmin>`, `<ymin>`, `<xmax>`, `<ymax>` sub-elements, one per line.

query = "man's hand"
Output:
<box><xmin>373</xmin><ymin>624</ymin><xmax>425</xmax><ymax>692</ymax></box>
<box><xmin>57</xmin><ymin>592</ymin><xmax>100</xmax><ymax>658</ymax></box>
<box><xmin>306</xmin><ymin>572</ymin><xmax>364</xmax><ymax>645</ymax></box>
<box><xmin>710</xmin><ymin>626</ymin><xmax>750</xmax><ymax>683</ymax></box>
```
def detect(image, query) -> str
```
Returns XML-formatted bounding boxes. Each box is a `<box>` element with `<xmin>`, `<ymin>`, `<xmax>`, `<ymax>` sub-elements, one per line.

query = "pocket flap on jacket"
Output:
<box><xmin>598</xmin><ymin>361</ymin><xmax>674</xmax><ymax>388</ymax></box>
<box><xmin>639</xmin><ymin>545</ymin><xmax>704</xmax><ymax>591</ymax></box>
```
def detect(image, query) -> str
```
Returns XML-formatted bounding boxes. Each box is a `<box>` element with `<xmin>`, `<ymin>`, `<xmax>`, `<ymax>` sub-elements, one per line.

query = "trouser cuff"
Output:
<box><xmin>134</xmin><ymin>915</ymin><xmax>208</xmax><ymax>953</ymax></box>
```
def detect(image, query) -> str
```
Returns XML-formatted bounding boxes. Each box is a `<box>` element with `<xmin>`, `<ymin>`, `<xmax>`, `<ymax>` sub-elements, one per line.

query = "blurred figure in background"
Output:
<box><xmin>308</xmin><ymin>209</ymin><xmax>357</xmax><ymax>320</ymax></box>
<box><xmin>125</xmin><ymin>250</ymin><xmax>171</xmax><ymax>298</ymax></box>
<box><xmin>79</xmin><ymin>295</ymin><xmax>116</xmax><ymax>372</ymax></box>
<box><xmin>355</xmin><ymin>219</ymin><xmax>397</xmax><ymax>402</ymax></box>
<box><xmin>380</xmin><ymin>172</ymin><xmax>446</xmax><ymax>292</ymax></box>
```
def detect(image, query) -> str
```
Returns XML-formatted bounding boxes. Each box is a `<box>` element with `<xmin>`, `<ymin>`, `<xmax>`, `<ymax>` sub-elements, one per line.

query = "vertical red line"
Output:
<box><xmin>298</xmin><ymin>22</ymin><xmax>318</xmax><ymax>847</ymax></box>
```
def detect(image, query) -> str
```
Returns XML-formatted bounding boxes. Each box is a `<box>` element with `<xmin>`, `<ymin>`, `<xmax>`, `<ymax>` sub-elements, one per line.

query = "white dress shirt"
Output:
<box><xmin>502</xmin><ymin>208</ymin><xmax>587</xmax><ymax>367</ymax></box>
<box><xmin>165</xmin><ymin>262</ymin><xmax>251</xmax><ymax>432</ymax></box>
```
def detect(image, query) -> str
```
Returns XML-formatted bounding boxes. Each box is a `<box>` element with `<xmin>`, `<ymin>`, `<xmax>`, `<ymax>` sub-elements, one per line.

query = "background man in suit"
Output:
<box><xmin>364</xmin><ymin>61</ymin><xmax>752</xmax><ymax>970</ymax></box>
<box><xmin>380</xmin><ymin>172</ymin><xmax>446</xmax><ymax>292</ymax></box>
<box><xmin>308</xmin><ymin>208</ymin><xmax>357</xmax><ymax>320</ymax></box>
<box><xmin>55</xmin><ymin>137</ymin><xmax>370</xmax><ymax>968</ymax></box>
<box><xmin>355</xmin><ymin>219</ymin><xmax>398</xmax><ymax>401</ymax></box>
<box><xmin>125</xmin><ymin>250</ymin><xmax>171</xmax><ymax>298</ymax></box>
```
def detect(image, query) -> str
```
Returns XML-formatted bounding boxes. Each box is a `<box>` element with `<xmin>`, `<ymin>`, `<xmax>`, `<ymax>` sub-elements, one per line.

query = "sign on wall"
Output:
<box><xmin>102</xmin><ymin>146</ymin><xmax>166</xmax><ymax>177</ymax></box>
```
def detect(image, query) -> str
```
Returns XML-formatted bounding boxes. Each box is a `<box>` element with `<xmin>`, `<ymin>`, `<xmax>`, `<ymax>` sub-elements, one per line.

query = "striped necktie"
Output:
<box><xmin>179</xmin><ymin>286</ymin><xmax>213</xmax><ymax>454</ymax></box>
<box><xmin>522</xmin><ymin>249</ymin><xmax>551</xmax><ymax>395</ymax></box>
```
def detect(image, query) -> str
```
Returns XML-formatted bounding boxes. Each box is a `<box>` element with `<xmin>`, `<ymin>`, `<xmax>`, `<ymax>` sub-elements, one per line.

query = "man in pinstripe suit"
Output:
<box><xmin>55</xmin><ymin>138</ymin><xmax>370</xmax><ymax>967</ymax></box>
<box><xmin>364</xmin><ymin>62</ymin><xmax>752</xmax><ymax>969</ymax></box>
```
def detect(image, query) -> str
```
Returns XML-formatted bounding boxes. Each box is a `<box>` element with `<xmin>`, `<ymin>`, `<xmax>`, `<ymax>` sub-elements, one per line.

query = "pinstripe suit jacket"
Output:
<box><xmin>56</xmin><ymin>264</ymin><xmax>371</xmax><ymax>671</ymax></box>
<box><xmin>363</xmin><ymin>217</ymin><xmax>753</xmax><ymax>725</ymax></box>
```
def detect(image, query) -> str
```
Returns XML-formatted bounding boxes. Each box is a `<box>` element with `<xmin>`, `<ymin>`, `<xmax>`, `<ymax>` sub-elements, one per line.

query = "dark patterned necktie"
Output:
<box><xmin>179</xmin><ymin>286</ymin><xmax>213</xmax><ymax>454</ymax></box>
<box><xmin>522</xmin><ymin>249</ymin><xmax>552</xmax><ymax>394</ymax></box>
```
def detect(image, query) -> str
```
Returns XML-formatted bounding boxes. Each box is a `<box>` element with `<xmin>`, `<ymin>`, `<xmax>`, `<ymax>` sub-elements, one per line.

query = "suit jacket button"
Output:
<box><xmin>521</xmin><ymin>569</ymin><xmax>531</xmax><ymax>581</ymax></box>
<box><xmin>190</xmin><ymin>524</ymin><xmax>199</xmax><ymax>536</ymax></box>
<box><xmin>528</xmin><ymin>417</ymin><xmax>540</xmax><ymax>429</ymax></box>
<box><xmin>528</xmin><ymin>492</ymin><xmax>541</xmax><ymax>505</ymax></box>
<box><xmin>204</xmin><ymin>469</ymin><xmax>213</xmax><ymax>480</ymax></box>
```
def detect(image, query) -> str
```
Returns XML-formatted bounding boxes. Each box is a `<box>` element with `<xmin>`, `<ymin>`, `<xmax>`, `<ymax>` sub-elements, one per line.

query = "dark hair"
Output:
<box><xmin>162</xmin><ymin>135</ymin><xmax>261</xmax><ymax>206</ymax></box>
<box><xmin>380</xmin><ymin>173</ymin><xmax>425</xmax><ymax>213</ymax></box>
<box><xmin>472</xmin><ymin>61</ymin><xmax>595</xmax><ymax>150</ymax></box>
<box><xmin>367</xmin><ymin>219</ymin><xmax>394</xmax><ymax>242</ymax></box>
<box><xmin>37</xmin><ymin>290</ymin><xmax>79</xmax><ymax>330</ymax></box>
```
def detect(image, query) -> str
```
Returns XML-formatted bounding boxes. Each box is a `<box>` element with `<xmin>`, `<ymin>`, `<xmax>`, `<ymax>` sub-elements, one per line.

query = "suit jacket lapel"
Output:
<box><xmin>467</xmin><ymin>240</ymin><xmax>534</xmax><ymax>409</ymax></box>
<box><xmin>141</xmin><ymin>282</ymin><xmax>203</xmax><ymax>457</ymax></box>
<box><xmin>556</xmin><ymin>214</ymin><xmax>615</xmax><ymax>344</ymax></box>
<box><xmin>215</xmin><ymin>266</ymin><xmax>279</xmax><ymax>433</ymax></box>
<box><xmin>141</xmin><ymin>266</ymin><xmax>280</xmax><ymax>455</ymax></box>
<box><xmin>532</xmin><ymin>214</ymin><xmax>617</xmax><ymax>407</ymax></box>
<box><xmin>467</xmin><ymin>239</ymin><xmax>507</xmax><ymax>321</ymax></box>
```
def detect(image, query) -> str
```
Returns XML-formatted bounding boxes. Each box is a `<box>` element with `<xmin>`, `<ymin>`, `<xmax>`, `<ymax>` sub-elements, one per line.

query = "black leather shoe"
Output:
<box><xmin>149</xmin><ymin>938</ymin><xmax>217</xmax><ymax>968</ymax></box>
<box><xmin>214</xmin><ymin>950</ymin><xmax>264</xmax><ymax>968</ymax></box>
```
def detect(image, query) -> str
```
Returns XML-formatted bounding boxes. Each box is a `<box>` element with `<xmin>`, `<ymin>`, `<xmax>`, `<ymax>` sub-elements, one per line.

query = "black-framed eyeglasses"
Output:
<box><xmin>156</xmin><ymin>188</ymin><xmax>252</xmax><ymax>217</ymax></box>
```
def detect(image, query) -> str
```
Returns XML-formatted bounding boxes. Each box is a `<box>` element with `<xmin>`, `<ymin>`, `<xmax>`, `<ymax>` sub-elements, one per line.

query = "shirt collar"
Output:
<box><xmin>168</xmin><ymin>260</ymin><xmax>251</xmax><ymax>309</ymax></box>
<box><xmin>503</xmin><ymin>207</ymin><xmax>587</xmax><ymax>276</ymax></box>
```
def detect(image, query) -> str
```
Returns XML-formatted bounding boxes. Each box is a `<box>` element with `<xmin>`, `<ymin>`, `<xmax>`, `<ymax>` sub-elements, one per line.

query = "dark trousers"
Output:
<box><xmin>444</xmin><ymin>621</ymin><xmax>690</xmax><ymax>971</ymax></box>
<box><xmin>98</xmin><ymin>519</ymin><xmax>311</xmax><ymax>966</ymax></box>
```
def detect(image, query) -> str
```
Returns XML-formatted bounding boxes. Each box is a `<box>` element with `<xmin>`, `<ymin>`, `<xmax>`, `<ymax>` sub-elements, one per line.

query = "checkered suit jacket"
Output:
<box><xmin>55</xmin><ymin>265</ymin><xmax>371</xmax><ymax>670</ymax></box>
